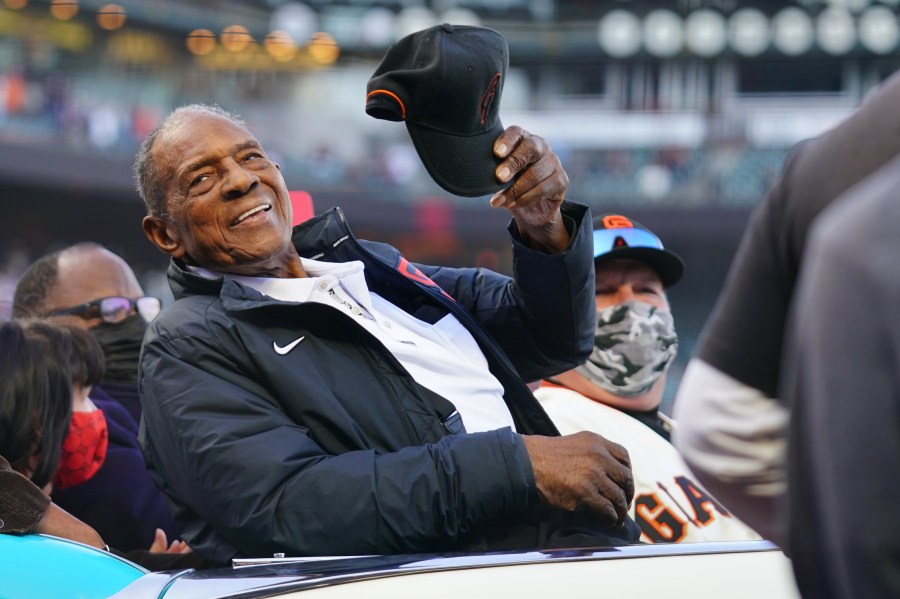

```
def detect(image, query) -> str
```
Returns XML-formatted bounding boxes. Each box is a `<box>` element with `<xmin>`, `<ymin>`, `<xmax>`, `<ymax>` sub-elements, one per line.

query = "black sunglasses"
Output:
<box><xmin>46</xmin><ymin>296</ymin><xmax>161</xmax><ymax>324</ymax></box>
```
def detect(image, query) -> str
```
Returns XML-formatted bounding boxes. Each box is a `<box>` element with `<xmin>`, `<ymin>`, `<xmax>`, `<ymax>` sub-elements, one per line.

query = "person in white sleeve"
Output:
<box><xmin>535</xmin><ymin>214</ymin><xmax>759</xmax><ymax>544</ymax></box>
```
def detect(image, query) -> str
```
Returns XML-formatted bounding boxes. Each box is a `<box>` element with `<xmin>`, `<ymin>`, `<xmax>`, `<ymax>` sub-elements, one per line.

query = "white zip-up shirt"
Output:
<box><xmin>190</xmin><ymin>258</ymin><xmax>516</xmax><ymax>433</ymax></box>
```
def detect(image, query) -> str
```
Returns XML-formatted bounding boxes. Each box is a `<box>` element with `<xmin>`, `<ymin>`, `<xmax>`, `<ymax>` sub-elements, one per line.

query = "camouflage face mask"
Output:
<box><xmin>575</xmin><ymin>300</ymin><xmax>678</xmax><ymax>398</ymax></box>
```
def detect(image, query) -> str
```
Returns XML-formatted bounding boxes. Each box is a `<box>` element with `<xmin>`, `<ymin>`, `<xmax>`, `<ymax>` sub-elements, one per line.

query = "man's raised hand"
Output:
<box><xmin>489</xmin><ymin>126</ymin><xmax>570</xmax><ymax>254</ymax></box>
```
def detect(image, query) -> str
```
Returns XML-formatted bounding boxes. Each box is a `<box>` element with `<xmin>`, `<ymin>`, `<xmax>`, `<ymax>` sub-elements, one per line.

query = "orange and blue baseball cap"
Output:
<box><xmin>592</xmin><ymin>214</ymin><xmax>684</xmax><ymax>287</ymax></box>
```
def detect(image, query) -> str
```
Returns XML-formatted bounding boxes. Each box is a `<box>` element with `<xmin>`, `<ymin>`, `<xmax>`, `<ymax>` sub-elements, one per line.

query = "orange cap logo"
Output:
<box><xmin>602</xmin><ymin>215</ymin><xmax>633</xmax><ymax>229</ymax></box>
<box><xmin>480</xmin><ymin>73</ymin><xmax>501</xmax><ymax>127</ymax></box>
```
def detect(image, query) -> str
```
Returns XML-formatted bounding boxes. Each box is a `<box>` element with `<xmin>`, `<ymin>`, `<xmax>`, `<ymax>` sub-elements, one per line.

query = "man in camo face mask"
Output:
<box><xmin>534</xmin><ymin>215</ymin><xmax>762</xmax><ymax>543</ymax></box>
<box><xmin>537</xmin><ymin>213</ymin><xmax>685</xmax><ymax>440</ymax></box>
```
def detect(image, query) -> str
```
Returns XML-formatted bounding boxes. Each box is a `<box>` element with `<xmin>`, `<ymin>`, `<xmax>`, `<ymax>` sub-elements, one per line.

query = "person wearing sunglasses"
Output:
<box><xmin>534</xmin><ymin>214</ymin><xmax>760</xmax><ymax>544</ymax></box>
<box><xmin>13</xmin><ymin>243</ymin><xmax>160</xmax><ymax>418</ymax></box>
<box><xmin>11</xmin><ymin>242</ymin><xmax>178</xmax><ymax>554</ymax></box>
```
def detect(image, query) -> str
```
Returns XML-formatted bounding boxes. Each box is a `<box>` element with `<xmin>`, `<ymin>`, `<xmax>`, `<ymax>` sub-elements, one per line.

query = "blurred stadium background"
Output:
<box><xmin>0</xmin><ymin>0</ymin><xmax>897</xmax><ymax>410</ymax></box>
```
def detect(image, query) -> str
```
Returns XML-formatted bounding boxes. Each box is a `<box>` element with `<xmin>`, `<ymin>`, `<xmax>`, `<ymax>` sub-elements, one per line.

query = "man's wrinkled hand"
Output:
<box><xmin>522</xmin><ymin>431</ymin><xmax>635</xmax><ymax>529</ymax></box>
<box><xmin>489</xmin><ymin>126</ymin><xmax>570</xmax><ymax>253</ymax></box>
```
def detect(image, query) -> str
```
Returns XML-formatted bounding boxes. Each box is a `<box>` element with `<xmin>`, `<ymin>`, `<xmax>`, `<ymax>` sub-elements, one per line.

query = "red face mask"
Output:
<box><xmin>52</xmin><ymin>410</ymin><xmax>109</xmax><ymax>490</ymax></box>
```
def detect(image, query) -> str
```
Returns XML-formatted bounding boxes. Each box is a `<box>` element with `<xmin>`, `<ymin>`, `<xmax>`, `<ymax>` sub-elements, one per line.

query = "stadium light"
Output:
<box><xmin>773</xmin><ymin>7</ymin><xmax>814</xmax><ymax>55</ymax></box>
<box><xmin>96</xmin><ymin>3</ymin><xmax>126</xmax><ymax>31</ymax></box>
<box><xmin>859</xmin><ymin>6</ymin><xmax>899</xmax><ymax>54</ymax></box>
<box><xmin>50</xmin><ymin>0</ymin><xmax>78</xmax><ymax>20</ymax></box>
<box><xmin>359</xmin><ymin>7</ymin><xmax>395</xmax><ymax>48</ymax></box>
<box><xmin>729</xmin><ymin>8</ymin><xmax>770</xmax><ymax>56</ymax></box>
<box><xmin>264</xmin><ymin>30</ymin><xmax>298</xmax><ymax>62</ymax></box>
<box><xmin>817</xmin><ymin>7</ymin><xmax>856</xmax><ymax>54</ymax></box>
<box><xmin>308</xmin><ymin>31</ymin><xmax>339</xmax><ymax>65</ymax></box>
<box><xmin>686</xmin><ymin>9</ymin><xmax>727</xmax><ymax>57</ymax></box>
<box><xmin>221</xmin><ymin>25</ymin><xmax>253</xmax><ymax>52</ymax></box>
<box><xmin>643</xmin><ymin>9</ymin><xmax>683</xmax><ymax>58</ymax></box>
<box><xmin>271</xmin><ymin>1</ymin><xmax>317</xmax><ymax>45</ymax></box>
<box><xmin>598</xmin><ymin>10</ymin><xmax>641</xmax><ymax>58</ymax></box>
<box><xmin>186</xmin><ymin>29</ymin><xmax>216</xmax><ymax>56</ymax></box>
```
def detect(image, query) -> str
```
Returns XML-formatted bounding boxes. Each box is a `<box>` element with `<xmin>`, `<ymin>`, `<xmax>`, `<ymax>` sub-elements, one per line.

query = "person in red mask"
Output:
<box><xmin>1</xmin><ymin>320</ymin><xmax>80</xmax><ymax>491</ymax></box>
<box><xmin>0</xmin><ymin>320</ymin><xmax>107</xmax><ymax>550</ymax></box>
<box><xmin>52</xmin><ymin>325</ymin><xmax>109</xmax><ymax>492</ymax></box>
<box><xmin>0</xmin><ymin>319</ymin><xmax>208</xmax><ymax>570</ymax></box>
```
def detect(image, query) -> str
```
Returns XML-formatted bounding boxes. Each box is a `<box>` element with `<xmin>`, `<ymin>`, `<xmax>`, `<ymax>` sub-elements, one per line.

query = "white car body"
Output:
<box><xmin>113</xmin><ymin>540</ymin><xmax>800</xmax><ymax>599</ymax></box>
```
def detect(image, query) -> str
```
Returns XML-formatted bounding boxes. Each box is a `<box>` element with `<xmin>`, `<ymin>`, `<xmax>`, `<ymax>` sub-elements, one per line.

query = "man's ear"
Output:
<box><xmin>143</xmin><ymin>215</ymin><xmax>185</xmax><ymax>258</ymax></box>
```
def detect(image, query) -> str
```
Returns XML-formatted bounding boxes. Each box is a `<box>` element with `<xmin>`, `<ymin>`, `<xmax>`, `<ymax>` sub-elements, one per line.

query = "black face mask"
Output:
<box><xmin>91</xmin><ymin>313</ymin><xmax>147</xmax><ymax>384</ymax></box>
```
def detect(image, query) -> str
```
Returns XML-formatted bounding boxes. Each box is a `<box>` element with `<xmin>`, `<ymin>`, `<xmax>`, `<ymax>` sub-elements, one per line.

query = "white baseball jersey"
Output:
<box><xmin>534</xmin><ymin>384</ymin><xmax>761</xmax><ymax>544</ymax></box>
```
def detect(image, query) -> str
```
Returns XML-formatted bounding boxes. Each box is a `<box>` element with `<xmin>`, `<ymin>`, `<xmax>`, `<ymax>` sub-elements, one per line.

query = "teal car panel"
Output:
<box><xmin>0</xmin><ymin>534</ymin><xmax>147</xmax><ymax>599</ymax></box>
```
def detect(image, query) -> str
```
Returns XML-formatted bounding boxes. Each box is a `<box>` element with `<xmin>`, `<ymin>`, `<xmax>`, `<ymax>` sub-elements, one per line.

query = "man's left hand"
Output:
<box><xmin>489</xmin><ymin>126</ymin><xmax>570</xmax><ymax>254</ymax></box>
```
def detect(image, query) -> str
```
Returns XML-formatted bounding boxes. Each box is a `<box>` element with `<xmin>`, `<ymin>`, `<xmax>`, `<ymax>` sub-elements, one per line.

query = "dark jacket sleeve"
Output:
<box><xmin>417</xmin><ymin>201</ymin><xmax>595</xmax><ymax>382</ymax></box>
<box><xmin>0</xmin><ymin>456</ymin><xmax>51</xmax><ymax>534</ymax></box>
<box><xmin>140</xmin><ymin>329</ymin><xmax>536</xmax><ymax>563</ymax></box>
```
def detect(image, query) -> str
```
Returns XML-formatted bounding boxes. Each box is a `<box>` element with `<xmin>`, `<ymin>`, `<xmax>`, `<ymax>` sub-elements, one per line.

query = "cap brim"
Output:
<box><xmin>406</xmin><ymin>119</ymin><xmax>512</xmax><ymax>197</ymax></box>
<box><xmin>595</xmin><ymin>247</ymin><xmax>685</xmax><ymax>287</ymax></box>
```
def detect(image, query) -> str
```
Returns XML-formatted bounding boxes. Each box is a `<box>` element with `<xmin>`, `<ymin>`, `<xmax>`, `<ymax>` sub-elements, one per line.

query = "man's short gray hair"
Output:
<box><xmin>133</xmin><ymin>103</ymin><xmax>246</xmax><ymax>217</ymax></box>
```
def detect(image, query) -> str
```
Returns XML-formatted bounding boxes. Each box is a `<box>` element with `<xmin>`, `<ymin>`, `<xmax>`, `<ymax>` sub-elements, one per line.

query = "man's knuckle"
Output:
<box><xmin>573</xmin><ymin>478</ymin><xmax>591</xmax><ymax>494</ymax></box>
<box><xmin>508</xmin><ymin>154</ymin><xmax>528</xmax><ymax>172</ymax></box>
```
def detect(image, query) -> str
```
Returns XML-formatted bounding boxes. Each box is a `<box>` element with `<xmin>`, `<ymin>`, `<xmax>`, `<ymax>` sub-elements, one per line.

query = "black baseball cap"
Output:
<box><xmin>366</xmin><ymin>23</ymin><xmax>511</xmax><ymax>197</ymax></box>
<box><xmin>592</xmin><ymin>214</ymin><xmax>684</xmax><ymax>287</ymax></box>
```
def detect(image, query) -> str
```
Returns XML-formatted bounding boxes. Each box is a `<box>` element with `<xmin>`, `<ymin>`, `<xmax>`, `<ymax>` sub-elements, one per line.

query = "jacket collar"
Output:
<box><xmin>167</xmin><ymin>207</ymin><xmax>353</xmax><ymax>304</ymax></box>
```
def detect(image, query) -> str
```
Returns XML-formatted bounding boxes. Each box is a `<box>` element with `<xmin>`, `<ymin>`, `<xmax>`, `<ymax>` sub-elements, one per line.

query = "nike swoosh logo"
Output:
<box><xmin>273</xmin><ymin>336</ymin><xmax>306</xmax><ymax>355</ymax></box>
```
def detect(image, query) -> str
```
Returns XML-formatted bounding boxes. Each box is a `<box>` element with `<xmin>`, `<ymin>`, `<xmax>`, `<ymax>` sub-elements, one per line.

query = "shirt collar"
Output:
<box><xmin>187</xmin><ymin>258</ymin><xmax>370</xmax><ymax>308</ymax></box>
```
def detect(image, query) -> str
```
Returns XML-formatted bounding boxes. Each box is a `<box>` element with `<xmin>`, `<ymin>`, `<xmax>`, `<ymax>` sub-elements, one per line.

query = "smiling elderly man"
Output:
<box><xmin>134</xmin><ymin>104</ymin><xmax>639</xmax><ymax>564</ymax></box>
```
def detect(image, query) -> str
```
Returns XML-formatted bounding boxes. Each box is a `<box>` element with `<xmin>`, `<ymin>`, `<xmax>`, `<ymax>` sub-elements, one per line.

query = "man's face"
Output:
<box><xmin>43</xmin><ymin>247</ymin><xmax>145</xmax><ymax>330</ymax></box>
<box><xmin>594</xmin><ymin>258</ymin><xmax>668</xmax><ymax>311</ymax></box>
<box><xmin>149</xmin><ymin>112</ymin><xmax>295</xmax><ymax>276</ymax></box>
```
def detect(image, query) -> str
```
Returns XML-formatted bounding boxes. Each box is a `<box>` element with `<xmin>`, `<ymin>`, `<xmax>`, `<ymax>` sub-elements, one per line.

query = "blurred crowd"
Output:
<box><xmin>0</xmin><ymin>65</ymin><xmax>790</xmax><ymax>208</ymax></box>
<box><xmin>2</xmin><ymin>5</ymin><xmax>899</xmax><ymax>596</ymax></box>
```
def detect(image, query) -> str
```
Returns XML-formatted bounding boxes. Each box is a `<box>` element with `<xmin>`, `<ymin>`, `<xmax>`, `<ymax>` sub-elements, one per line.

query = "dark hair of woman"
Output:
<box><xmin>59</xmin><ymin>323</ymin><xmax>105</xmax><ymax>388</ymax></box>
<box><xmin>0</xmin><ymin>320</ymin><xmax>75</xmax><ymax>488</ymax></box>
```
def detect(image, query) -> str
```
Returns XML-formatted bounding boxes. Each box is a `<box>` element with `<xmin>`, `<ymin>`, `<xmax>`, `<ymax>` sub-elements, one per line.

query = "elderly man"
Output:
<box><xmin>535</xmin><ymin>214</ymin><xmax>759</xmax><ymax>543</ymax></box>
<box><xmin>134</xmin><ymin>104</ymin><xmax>639</xmax><ymax>564</ymax></box>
